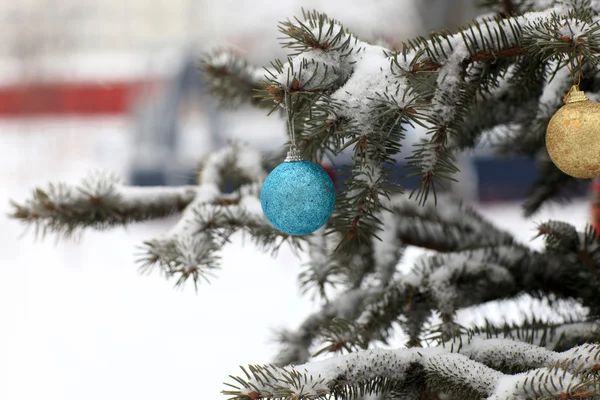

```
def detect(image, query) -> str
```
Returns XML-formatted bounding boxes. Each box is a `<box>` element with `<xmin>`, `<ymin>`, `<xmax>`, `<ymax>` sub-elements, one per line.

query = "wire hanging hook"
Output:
<box><xmin>284</xmin><ymin>89</ymin><xmax>297</xmax><ymax>151</ymax></box>
<box><xmin>284</xmin><ymin>86</ymin><xmax>302</xmax><ymax>162</ymax></box>
<box><xmin>562</xmin><ymin>53</ymin><xmax>585</xmax><ymax>103</ymax></box>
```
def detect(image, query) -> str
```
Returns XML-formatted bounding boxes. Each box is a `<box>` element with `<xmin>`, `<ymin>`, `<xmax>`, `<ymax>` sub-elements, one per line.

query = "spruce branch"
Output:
<box><xmin>9</xmin><ymin>170</ymin><xmax>199</xmax><ymax>238</ymax></box>
<box><xmin>224</xmin><ymin>340</ymin><xmax>600</xmax><ymax>400</ymax></box>
<box><xmin>386</xmin><ymin>194</ymin><xmax>515</xmax><ymax>252</ymax></box>
<box><xmin>299</xmin><ymin>229</ymin><xmax>344</xmax><ymax>301</ymax></box>
<box><xmin>277</xmin><ymin>194</ymin><xmax>515</xmax><ymax>362</ymax></box>
<box><xmin>10</xmin><ymin>142</ymin><xmax>301</xmax><ymax>289</ymax></box>
<box><xmin>355</xmin><ymin>245</ymin><xmax>532</xmax><ymax>345</ymax></box>
<box><xmin>200</xmin><ymin>5</ymin><xmax>600</xmax><ymax>222</ymax></box>
<box><xmin>201</xmin><ymin>50</ymin><xmax>268</xmax><ymax>107</ymax></box>
<box><xmin>267</xmin><ymin>5</ymin><xmax>600</xmax><ymax>243</ymax></box>
<box><xmin>452</xmin><ymin>319</ymin><xmax>600</xmax><ymax>354</ymax></box>
<box><xmin>136</xmin><ymin>189</ymin><xmax>237</xmax><ymax>288</ymax></box>
<box><xmin>136</xmin><ymin>143</ymin><xmax>299</xmax><ymax>289</ymax></box>
<box><xmin>312</xmin><ymin>318</ymin><xmax>369</xmax><ymax>357</ymax></box>
<box><xmin>137</xmin><ymin>190</ymin><xmax>299</xmax><ymax>289</ymax></box>
<box><xmin>355</xmin><ymin>216</ymin><xmax>600</xmax><ymax>348</ymax></box>
<box><xmin>274</xmin><ymin>287</ymin><xmax>382</xmax><ymax>366</ymax></box>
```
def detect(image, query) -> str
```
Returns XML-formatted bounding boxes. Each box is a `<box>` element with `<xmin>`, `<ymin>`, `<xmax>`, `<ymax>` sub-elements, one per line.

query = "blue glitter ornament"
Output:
<box><xmin>261</xmin><ymin>150</ymin><xmax>336</xmax><ymax>236</ymax></box>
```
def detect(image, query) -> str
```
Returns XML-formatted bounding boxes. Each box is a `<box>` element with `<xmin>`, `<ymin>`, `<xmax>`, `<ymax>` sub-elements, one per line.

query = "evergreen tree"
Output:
<box><xmin>10</xmin><ymin>0</ymin><xmax>600</xmax><ymax>398</ymax></box>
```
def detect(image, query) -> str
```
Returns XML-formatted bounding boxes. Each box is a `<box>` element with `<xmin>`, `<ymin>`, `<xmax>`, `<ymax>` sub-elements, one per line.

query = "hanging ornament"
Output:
<box><xmin>260</xmin><ymin>91</ymin><xmax>336</xmax><ymax>236</ymax></box>
<box><xmin>546</xmin><ymin>55</ymin><xmax>600</xmax><ymax>179</ymax></box>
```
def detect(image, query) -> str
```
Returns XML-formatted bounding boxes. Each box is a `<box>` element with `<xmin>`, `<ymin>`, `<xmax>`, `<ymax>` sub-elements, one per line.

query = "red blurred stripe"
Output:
<box><xmin>0</xmin><ymin>80</ymin><xmax>154</xmax><ymax>116</ymax></box>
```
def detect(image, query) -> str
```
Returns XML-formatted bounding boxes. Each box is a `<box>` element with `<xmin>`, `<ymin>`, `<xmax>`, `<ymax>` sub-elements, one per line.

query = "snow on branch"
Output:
<box><xmin>138</xmin><ymin>143</ymin><xmax>296</xmax><ymax>288</ymax></box>
<box><xmin>224</xmin><ymin>340</ymin><xmax>600</xmax><ymax>400</ymax></box>
<box><xmin>274</xmin><ymin>287</ymin><xmax>382</xmax><ymax>366</ymax></box>
<box><xmin>198</xmin><ymin>140</ymin><xmax>267</xmax><ymax>186</ymax></box>
<box><xmin>280</xmin><ymin>195</ymin><xmax>524</xmax><ymax>362</ymax></box>
<box><xmin>277</xmin><ymin>244</ymin><xmax>523</xmax><ymax>365</ymax></box>
<box><xmin>461</xmin><ymin>319</ymin><xmax>600</xmax><ymax>353</ymax></box>
<box><xmin>202</xmin><ymin>50</ymin><xmax>268</xmax><ymax>107</ymax></box>
<box><xmin>356</xmin><ymin>244</ymin><xmax>530</xmax><ymax>344</ymax></box>
<box><xmin>278</xmin><ymin>199</ymin><xmax>600</xmax><ymax>362</ymax></box>
<box><xmin>384</xmin><ymin>194</ymin><xmax>515</xmax><ymax>252</ymax></box>
<box><xmin>267</xmin><ymin>5</ymin><xmax>600</xmax><ymax>206</ymax></box>
<box><xmin>138</xmin><ymin>185</ymin><xmax>299</xmax><ymax>289</ymax></box>
<box><xmin>11</xmin><ymin>142</ymin><xmax>296</xmax><ymax>289</ymax></box>
<box><xmin>9</xmin><ymin>170</ymin><xmax>199</xmax><ymax>238</ymax></box>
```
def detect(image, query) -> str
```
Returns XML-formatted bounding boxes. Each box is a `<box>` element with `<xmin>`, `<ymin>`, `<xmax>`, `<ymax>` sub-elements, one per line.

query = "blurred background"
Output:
<box><xmin>0</xmin><ymin>1</ymin><xmax>592</xmax><ymax>399</ymax></box>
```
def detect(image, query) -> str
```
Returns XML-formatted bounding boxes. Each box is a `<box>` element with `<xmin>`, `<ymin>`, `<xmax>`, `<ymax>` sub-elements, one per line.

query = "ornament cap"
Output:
<box><xmin>284</xmin><ymin>147</ymin><xmax>303</xmax><ymax>162</ymax></box>
<box><xmin>565</xmin><ymin>85</ymin><xmax>588</xmax><ymax>104</ymax></box>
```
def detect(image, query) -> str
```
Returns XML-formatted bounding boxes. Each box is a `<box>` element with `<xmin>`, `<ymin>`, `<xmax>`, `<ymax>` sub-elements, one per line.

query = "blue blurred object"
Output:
<box><xmin>261</xmin><ymin>160</ymin><xmax>336</xmax><ymax>236</ymax></box>
<box><xmin>130</xmin><ymin>47</ymin><xmax>221</xmax><ymax>187</ymax></box>
<box><xmin>331</xmin><ymin>156</ymin><xmax>538</xmax><ymax>202</ymax></box>
<box><xmin>473</xmin><ymin>157</ymin><xmax>538</xmax><ymax>202</ymax></box>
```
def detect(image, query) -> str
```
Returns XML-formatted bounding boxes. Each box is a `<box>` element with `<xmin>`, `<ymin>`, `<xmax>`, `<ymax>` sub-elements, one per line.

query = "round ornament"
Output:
<box><xmin>260</xmin><ymin>150</ymin><xmax>336</xmax><ymax>236</ymax></box>
<box><xmin>546</xmin><ymin>86</ymin><xmax>600</xmax><ymax>179</ymax></box>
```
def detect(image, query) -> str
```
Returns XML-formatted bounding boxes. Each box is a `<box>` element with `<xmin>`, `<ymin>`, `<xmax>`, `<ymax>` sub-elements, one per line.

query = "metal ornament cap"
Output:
<box><xmin>284</xmin><ymin>148</ymin><xmax>303</xmax><ymax>162</ymax></box>
<box><xmin>565</xmin><ymin>86</ymin><xmax>588</xmax><ymax>103</ymax></box>
<box><xmin>546</xmin><ymin>86</ymin><xmax>600</xmax><ymax>179</ymax></box>
<box><xmin>260</xmin><ymin>159</ymin><xmax>336</xmax><ymax>236</ymax></box>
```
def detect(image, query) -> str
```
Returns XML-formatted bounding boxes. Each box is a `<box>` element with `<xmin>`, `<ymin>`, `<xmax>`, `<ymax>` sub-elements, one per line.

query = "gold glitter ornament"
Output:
<box><xmin>546</xmin><ymin>86</ymin><xmax>600</xmax><ymax>179</ymax></box>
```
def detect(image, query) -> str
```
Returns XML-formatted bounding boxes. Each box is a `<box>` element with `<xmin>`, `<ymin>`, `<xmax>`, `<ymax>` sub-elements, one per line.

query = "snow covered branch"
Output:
<box><xmin>138</xmin><ymin>184</ymin><xmax>299</xmax><ymax>288</ymax></box>
<box><xmin>462</xmin><ymin>319</ymin><xmax>600</xmax><ymax>353</ymax></box>
<box><xmin>276</xmin><ymin>4</ymin><xmax>600</xmax><ymax>240</ymax></box>
<box><xmin>275</xmin><ymin>194</ymin><xmax>600</xmax><ymax>363</ymax></box>
<box><xmin>10</xmin><ymin>142</ymin><xmax>298</xmax><ymax>288</ymax></box>
<box><xmin>224</xmin><ymin>340</ymin><xmax>600</xmax><ymax>400</ymax></box>
<box><xmin>274</xmin><ymin>287</ymin><xmax>382</xmax><ymax>366</ymax></box>
<box><xmin>201</xmin><ymin>3</ymin><xmax>600</xmax><ymax>231</ymax></box>
<box><xmin>385</xmin><ymin>194</ymin><xmax>515</xmax><ymax>252</ymax></box>
<box><xmin>357</xmin><ymin>234</ymin><xmax>600</xmax><ymax>347</ymax></box>
<box><xmin>9</xmin><ymin>171</ymin><xmax>199</xmax><ymax>238</ymax></box>
<box><xmin>136</xmin><ymin>143</ymin><xmax>297</xmax><ymax>288</ymax></box>
<box><xmin>202</xmin><ymin>50</ymin><xmax>268</xmax><ymax>107</ymax></box>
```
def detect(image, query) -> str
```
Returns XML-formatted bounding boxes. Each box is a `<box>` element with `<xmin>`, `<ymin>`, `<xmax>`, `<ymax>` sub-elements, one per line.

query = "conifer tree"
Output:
<box><xmin>10</xmin><ymin>0</ymin><xmax>600</xmax><ymax>398</ymax></box>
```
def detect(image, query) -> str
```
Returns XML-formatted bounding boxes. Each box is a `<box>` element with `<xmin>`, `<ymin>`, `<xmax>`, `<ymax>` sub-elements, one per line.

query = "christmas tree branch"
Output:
<box><xmin>200</xmin><ymin>5</ymin><xmax>600</xmax><ymax>227</ymax></box>
<box><xmin>300</xmin><ymin>230</ymin><xmax>350</xmax><ymax>301</ymax></box>
<box><xmin>387</xmin><ymin>194</ymin><xmax>515</xmax><ymax>252</ymax></box>
<box><xmin>274</xmin><ymin>286</ymin><xmax>383</xmax><ymax>366</ymax></box>
<box><xmin>354</xmin><ymin>226</ymin><xmax>600</xmax><ymax>348</ymax></box>
<box><xmin>9</xmin><ymin>171</ymin><xmax>200</xmax><ymax>238</ymax></box>
<box><xmin>201</xmin><ymin>50</ymin><xmax>268</xmax><ymax>107</ymax></box>
<box><xmin>136</xmin><ymin>143</ymin><xmax>298</xmax><ymax>288</ymax></box>
<box><xmin>523</xmin><ymin>152</ymin><xmax>584</xmax><ymax>217</ymax></box>
<box><xmin>354</xmin><ymin>244</ymin><xmax>533</xmax><ymax>346</ymax></box>
<box><xmin>224</xmin><ymin>340</ymin><xmax>600</xmax><ymax>400</ymax></box>
<box><xmin>9</xmin><ymin>142</ymin><xmax>266</xmax><ymax>238</ymax></box>
<box><xmin>137</xmin><ymin>188</ymin><xmax>295</xmax><ymax>288</ymax></box>
<box><xmin>267</xmin><ymin>5</ymin><xmax>600</xmax><ymax>241</ymax></box>
<box><xmin>279</xmin><ymin>195</ymin><xmax>537</xmax><ymax>360</ymax></box>
<box><xmin>258</xmin><ymin>193</ymin><xmax>598</xmax><ymax>365</ymax></box>
<box><xmin>9</xmin><ymin>142</ymin><xmax>297</xmax><ymax>289</ymax></box>
<box><xmin>458</xmin><ymin>319</ymin><xmax>600</xmax><ymax>353</ymax></box>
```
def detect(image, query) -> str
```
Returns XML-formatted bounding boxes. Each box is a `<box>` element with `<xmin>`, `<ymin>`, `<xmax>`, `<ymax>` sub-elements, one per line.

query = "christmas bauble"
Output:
<box><xmin>546</xmin><ymin>86</ymin><xmax>600</xmax><ymax>179</ymax></box>
<box><xmin>260</xmin><ymin>157</ymin><xmax>336</xmax><ymax>236</ymax></box>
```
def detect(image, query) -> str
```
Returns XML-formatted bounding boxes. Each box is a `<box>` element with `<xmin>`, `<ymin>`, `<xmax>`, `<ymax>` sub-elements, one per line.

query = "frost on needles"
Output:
<box><xmin>9</xmin><ymin>0</ymin><xmax>600</xmax><ymax>399</ymax></box>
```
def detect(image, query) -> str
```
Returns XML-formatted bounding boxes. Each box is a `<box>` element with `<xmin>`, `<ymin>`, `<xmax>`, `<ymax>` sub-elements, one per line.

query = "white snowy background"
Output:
<box><xmin>0</xmin><ymin>1</ymin><xmax>592</xmax><ymax>399</ymax></box>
